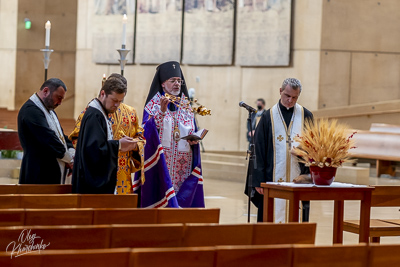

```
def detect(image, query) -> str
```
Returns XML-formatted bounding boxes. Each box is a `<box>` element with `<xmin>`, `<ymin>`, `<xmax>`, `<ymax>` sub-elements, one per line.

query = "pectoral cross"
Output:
<box><xmin>286</xmin><ymin>136</ymin><xmax>293</xmax><ymax>148</ymax></box>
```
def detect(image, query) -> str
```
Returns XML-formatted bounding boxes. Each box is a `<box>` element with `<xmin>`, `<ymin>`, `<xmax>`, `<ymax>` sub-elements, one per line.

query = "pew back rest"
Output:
<box><xmin>110</xmin><ymin>224</ymin><xmax>185</xmax><ymax>248</ymax></box>
<box><xmin>252</xmin><ymin>222</ymin><xmax>316</xmax><ymax>245</ymax></box>
<box><xmin>24</xmin><ymin>209</ymin><xmax>94</xmax><ymax>226</ymax></box>
<box><xmin>215</xmin><ymin>245</ymin><xmax>293</xmax><ymax>267</ymax></box>
<box><xmin>183</xmin><ymin>224</ymin><xmax>253</xmax><ymax>247</ymax></box>
<box><xmin>292</xmin><ymin>244</ymin><xmax>369</xmax><ymax>267</ymax></box>
<box><xmin>157</xmin><ymin>208</ymin><xmax>220</xmax><ymax>223</ymax></box>
<box><xmin>132</xmin><ymin>246</ymin><xmax>216</xmax><ymax>267</ymax></box>
<box><xmin>350</xmin><ymin>130</ymin><xmax>400</xmax><ymax>161</ymax></box>
<box><xmin>93</xmin><ymin>208</ymin><xmax>158</xmax><ymax>224</ymax></box>
<box><xmin>371</xmin><ymin>185</ymin><xmax>400</xmax><ymax>207</ymax></box>
<box><xmin>369</xmin><ymin>244</ymin><xmax>400</xmax><ymax>266</ymax></box>
<box><xmin>79</xmin><ymin>194</ymin><xmax>137</xmax><ymax>208</ymax></box>
<box><xmin>0</xmin><ymin>225</ymin><xmax>111</xmax><ymax>250</ymax></box>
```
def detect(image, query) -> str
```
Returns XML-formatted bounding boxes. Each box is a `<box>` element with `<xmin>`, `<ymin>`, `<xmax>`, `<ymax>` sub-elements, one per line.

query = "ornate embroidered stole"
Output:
<box><xmin>271</xmin><ymin>102</ymin><xmax>304</xmax><ymax>222</ymax></box>
<box><xmin>145</xmin><ymin>92</ymin><xmax>194</xmax><ymax>152</ymax></box>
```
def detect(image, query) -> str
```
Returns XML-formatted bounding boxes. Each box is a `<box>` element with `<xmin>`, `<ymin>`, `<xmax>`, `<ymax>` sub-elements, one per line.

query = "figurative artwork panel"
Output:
<box><xmin>236</xmin><ymin>0</ymin><xmax>292</xmax><ymax>66</ymax></box>
<box><xmin>135</xmin><ymin>0</ymin><xmax>183</xmax><ymax>64</ymax></box>
<box><xmin>182</xmin><ymin>0</ymin><xmax>235</xmax><ymax>65</ymax></box>
<box><xmin>92</xmin><ymin>0</ymin><xmax>135</xmax><ymax>64</ymax></box>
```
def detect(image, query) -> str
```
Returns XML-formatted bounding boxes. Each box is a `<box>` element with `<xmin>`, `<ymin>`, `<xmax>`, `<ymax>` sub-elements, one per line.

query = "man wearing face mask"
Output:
<box><xmin>18</xmin><ymin>78</ymin><xmax>75</xmax><ymax>184</ymax></box>
<box><xmin>72</xmin><ymin>77</ymin><xmax>138</xmax><ymax>194</ymax></box>
<box><xmin>133</xmin><ymin>61</ymin><xmax>205</xmax><ymax>208</ymax></box>
<box><xmin>247</xmin><ymin>98</ymin><xmax>266</xmax><ymax>145</ymax></box>
<box><xmin>245</xmin><ymin>78</ymin><xmax>314</xmax><ymax>223</ymax></box>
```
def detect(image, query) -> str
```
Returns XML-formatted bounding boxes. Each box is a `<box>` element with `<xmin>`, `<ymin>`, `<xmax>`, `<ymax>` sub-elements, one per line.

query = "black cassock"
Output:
<box><xmin>245</xmin><ymin>101</ymin><xmax>314</xmax><ymax>222</ymax></box>
<box><xmin>72</xmin><ymin>106</ymin><xmax>119</xmax><ymax>194</ymax></box>
<box><xmin>18</xmin><ymin>99</ymin><xmax>73</xmax><ymax>184</ymax></box>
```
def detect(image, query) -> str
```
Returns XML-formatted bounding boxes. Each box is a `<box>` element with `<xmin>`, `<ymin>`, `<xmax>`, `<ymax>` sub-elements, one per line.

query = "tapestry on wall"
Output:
<box><xmin>182</xmin><ymin>0</ymin><xmax>235</xmax><ymax>65</ymax></box>
<box><xmin>135</xmin><ymin>0</ymin><xmax>183</xmax><ymax>64</ymax></box>
<box><xmin>236</xmin><ymin>0</ymin><xmax>292</xmax><ymax>66</ymax></box>
<box><xmin>92</xmin><ymin>0</ymin><xmax>135</xmax><ymax>64</ymax></box>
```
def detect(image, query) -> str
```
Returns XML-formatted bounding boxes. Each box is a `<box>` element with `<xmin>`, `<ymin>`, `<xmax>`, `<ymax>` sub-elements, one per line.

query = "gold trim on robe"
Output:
<box><xmin>69</xmin><ymin>103</ymin><xmax>145</xmax><ymax>194</ymax></box>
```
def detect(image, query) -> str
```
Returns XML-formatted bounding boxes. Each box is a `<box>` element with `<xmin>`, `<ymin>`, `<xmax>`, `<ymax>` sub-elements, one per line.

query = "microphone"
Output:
<box><xmin>239</xmin><ymin>101</ymin><xmax>257</xmax><ymax>113</ymax></box>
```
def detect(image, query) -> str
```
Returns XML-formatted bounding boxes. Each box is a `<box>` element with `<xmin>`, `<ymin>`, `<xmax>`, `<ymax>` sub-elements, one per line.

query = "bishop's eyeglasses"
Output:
<box><xmin>167</xmin><ymin>79</ymin><xmax>184</xmax><ymax>85</ymax></box>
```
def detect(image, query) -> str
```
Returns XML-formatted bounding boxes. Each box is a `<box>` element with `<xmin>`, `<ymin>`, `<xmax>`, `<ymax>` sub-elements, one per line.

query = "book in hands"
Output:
<box><xmin>180</xmin><ymin>129</ymin><xmax>208</xmax><ymax>141</ymax></box>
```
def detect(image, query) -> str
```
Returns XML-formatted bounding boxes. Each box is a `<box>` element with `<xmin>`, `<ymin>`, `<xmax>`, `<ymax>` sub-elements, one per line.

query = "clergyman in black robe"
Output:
<box><xmin>72</xmin><ymin>77</ymin><xmax>137</xmax><ymax>194</ymax></box>
<box><xmin>245</xmin><ymin>78</ymin><xmax>314</xmax><ymax>222</ymax></box>
<box><xmin>18</xmin><ymin>78</ymin><xmax>74</xmax><ymax>184</ymax></box>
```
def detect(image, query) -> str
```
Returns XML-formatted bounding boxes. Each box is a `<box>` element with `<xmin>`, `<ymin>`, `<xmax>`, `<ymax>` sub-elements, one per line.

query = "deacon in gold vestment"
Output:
<box><xmin>69</xmin><ymin>74</ymin><xmax>145</xmax><ymax>195</ymax></box>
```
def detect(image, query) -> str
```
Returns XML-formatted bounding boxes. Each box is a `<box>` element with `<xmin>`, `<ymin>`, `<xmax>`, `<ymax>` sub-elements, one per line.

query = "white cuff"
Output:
<box><xmin>61</xmin><ymin>148</ymin><xmax>75</xmax><ymax>163</ymax></box>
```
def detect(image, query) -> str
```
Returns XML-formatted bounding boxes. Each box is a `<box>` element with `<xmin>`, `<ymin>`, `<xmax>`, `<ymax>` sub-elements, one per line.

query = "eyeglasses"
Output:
<box><xmin>167</xmin><ymin>79</ymin><xmax>184</xmax><ymax>85</ymax></box>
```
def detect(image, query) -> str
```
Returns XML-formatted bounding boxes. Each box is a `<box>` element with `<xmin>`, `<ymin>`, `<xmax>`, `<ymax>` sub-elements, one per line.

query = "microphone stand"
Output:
<box><xmin>246</xmin><ymin>109</ymin><xmax>257</xmax><ymax>223</ymax></box>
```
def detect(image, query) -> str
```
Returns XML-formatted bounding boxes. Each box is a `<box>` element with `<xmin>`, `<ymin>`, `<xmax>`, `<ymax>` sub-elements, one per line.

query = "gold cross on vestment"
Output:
<box><xmin>277</xmin><ymin>135</ymin><xmax>284</xmax><ymax>142</ymax></box>
<box><xmin>286</xmin><ymin>136</ymin><xmax>293</xmax><ymax>147</ymax></box>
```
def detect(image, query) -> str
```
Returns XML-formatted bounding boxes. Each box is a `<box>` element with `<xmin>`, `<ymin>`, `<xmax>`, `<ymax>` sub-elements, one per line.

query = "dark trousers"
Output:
<box><xmin>256</xmin><ymin>195</ymin><xmax>310</xmax><ymax>222</ymax></box>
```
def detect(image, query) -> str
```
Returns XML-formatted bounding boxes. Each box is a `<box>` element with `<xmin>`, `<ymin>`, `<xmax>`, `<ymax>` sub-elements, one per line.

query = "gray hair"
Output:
<box><xmin>281</xmin><ymin>78</ymin><xmax>302</xmax><ymax>92</ymax></box>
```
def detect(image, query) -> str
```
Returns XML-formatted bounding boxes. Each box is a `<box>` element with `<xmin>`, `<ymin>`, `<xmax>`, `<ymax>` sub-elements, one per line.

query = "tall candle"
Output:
<box><xmin>122</xmin><ymin>14</ymin><xmax>127</xmax><ymax>46</ymax></box>
<box><xmin>45</xmin><ymin>20</ymin><xmax>51</xmax><ymax>47</ymax></box>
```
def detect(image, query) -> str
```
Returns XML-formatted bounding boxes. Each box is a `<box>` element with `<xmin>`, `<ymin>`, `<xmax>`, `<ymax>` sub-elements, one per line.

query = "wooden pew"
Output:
<box><xmin>0</xmin><ymin>248</ymin><xmax>131</xmax><ymax>267</ymax></box>
<box><xmin>369</xmin><ymin>244</ymin><xmax>400</xmax><ymax>266</ymax></box>
<box><xmin>343</xmin><ymin>185</ymin><xmax>400</xmax><ymax>242</ymax></box>
<box><xmin>20</xmin><ymin>194</ymin><xmax>79</xmax><ymax>209</ymax></box>
<box><xmin>24</xmin><ymin>209</ymin><xmax>93</xmax><ymax>226</ymax></box>
<box><xmin>79</xmin><ymin>194</ymin><xmax>137</xmax><ymax>208</ymax></box>
<box><xmin>252</xmin><ymin>222</ymin><xmax>316</xmax><ymax>245</ymax></box>
<box><xmin>183</xmin><ymin>223</ymin><xmax>316</xmax><ymax>247</ymax></box>
<box><xmin>110</xmin><ymin>224</ymin><xmax>185</xmax><ymax>249</ymax></box>
<box><xmin>42</xmin><ymin>248</ymin><xmax>131</xmax><ymax>267</ymax></box>
<box><xmin>215</xmin><ymin>245</ymin><xmax>293</xmax><ymax>267</ymax></box>
<box><xmin>0</xmin><ymin>194</ymin><xmax>137</xmax><ymax>209</ymax></box>
<box><xmin>292</xmin><ymin>244</ymin><xmax>369</xmax><ymax>267</ymax></box>
<box><xmin>0</xmin><ymin>209</ymin><xmax>24</xmax><ymax>226</ymax></box>
<box><xmin>0</xmin><ymin>184</ymin><xmax>72</xmax><ymax>194</ymax></box>
<box><xmin>93</xmin><ymin>208</ymin><xmax>158</xmax><ymax>224</ymax></box>
<box><xmin>0</xmin><ymin>208</ymin><xmax>220</xmax><ymax>226</ymax></box>
<box><xmin>16</xmin><ymin>184</ymin><xmax>72</xmax><ymax>194</ymax></box>
<box><xmin>350</xmin><ymin>129</ymin><xmax>400</xmax><ymax>177</ymax></box>
<box><xmin>183</xmin><ymin>224</ymin><xmax>253</xmax><ymax>246</ymax></box>
<box><xmin>0</xmin><ymin>223</ymin><xmax>316</xmax><ymax>251</ymax></box>
<box><xmin>131</xmin><ymin>247</ymin><xmax>216</xmax><ymax>267</ymax></box>
<box><xmin>0</xmin><ymin>225</ymin><xmax>111</xmax><ymax>251</ymax></box>
<box><xmin>157</xmin><ymin>208</ymin><xmax>220</xmax><ymax>224</ymax></box>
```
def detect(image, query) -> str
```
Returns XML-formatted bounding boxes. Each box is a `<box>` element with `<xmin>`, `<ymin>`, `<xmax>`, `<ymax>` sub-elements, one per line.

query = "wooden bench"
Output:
<box><xmin>0</xmin><ymin>244</ymin><xmax>378</xmax><ymax>267</ymax></box>
<box><xmin>183</xmin><ymin>222</ymin><xmax>316</xmax><ymax>247</ymax></box>
<box><xmin>292</xmin><ymin>244</ymin><xmax>369</xmax><ymax>267</ymax></box>
<box><xmin>0</xmin><ymin>208</ymin><xmax>221</xmax><ymax>226</ymax></box>
<box><xmin>350</xmin><ymin>129</ymin><xmax>400</xmax><ymax>177</ymax></box>
<box><xmin>0</xmin><ymin>194</ymin><xmax>138</xmax><ymax>209</ymax></box>
<box><xmin>0</xmin><ymin>223</ymin><xmax>316</xmax><ymax>251</ymax></box>
<box><xmin>0</xmin><ymin>184</ymin><xmax>72</xmax><ymax>194</ymax></box>
<box><xmin>343</xmin><ymin>185</ymin><xmax>400</xmax><ymax>242</ymax></box>
<box><xmin>369</xmin><ymin>243</ymin><xmax>400</xmax><ymax>266</ymax></box>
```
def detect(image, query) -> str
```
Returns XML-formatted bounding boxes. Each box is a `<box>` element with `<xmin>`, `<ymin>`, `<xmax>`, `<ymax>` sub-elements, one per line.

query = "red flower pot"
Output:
<box><xmin>310</xmin><ymin>166</ymin><xmax>337</xmax><ymax>185</ymax></box>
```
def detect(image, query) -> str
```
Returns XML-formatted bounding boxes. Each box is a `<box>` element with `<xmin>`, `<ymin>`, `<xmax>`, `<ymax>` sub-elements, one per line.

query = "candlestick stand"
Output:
<box><xmin>117</xmin><ymin>45</ymin><xmax>130</xmax><ymax>77</ymax></box>
<box><xmin>40</xmin><ymin>47</ymin><xmax>54</xmax><ymax>81</ymax></box>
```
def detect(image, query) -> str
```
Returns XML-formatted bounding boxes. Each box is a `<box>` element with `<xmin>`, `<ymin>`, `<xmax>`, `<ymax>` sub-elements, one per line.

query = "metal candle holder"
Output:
<box><xmin>40</xmin><ymin>47</ymin><xmax>54</xmax><ymax>82</ymax></box>
<box><xmin>117</xmin><ymin>45</ymin><xmax>130</xmax><ymax>77</ymax></box>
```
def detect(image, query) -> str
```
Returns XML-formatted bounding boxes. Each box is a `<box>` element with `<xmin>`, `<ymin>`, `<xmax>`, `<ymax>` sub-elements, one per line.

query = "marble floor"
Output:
<box><xmin>2</xmin><ymin>173</ymin><xmax>400</xmax><ymax>246</ymax></box>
